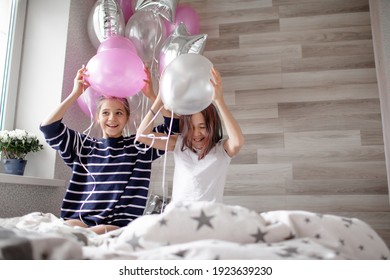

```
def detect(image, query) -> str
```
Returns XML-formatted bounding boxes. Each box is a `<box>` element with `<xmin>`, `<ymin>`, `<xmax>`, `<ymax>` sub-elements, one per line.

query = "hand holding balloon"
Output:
<box><xmin>141</xmin><ymin>66</ymin><xmax>156</xmax><ymax>101</ymax></box>
<box><xmin>77</xmin><ymin>87</ymin><xmax>102</xmax><ymax>118</ymax></box>
<box><xmin>72</xmin><ymin>65</ymin><xmax>90</xmax><ymax>97</ymax></box>
<box><xmin>210</xmin><ymin>67</ymin><xmax>223</xmax><ymax>104</ymax></box>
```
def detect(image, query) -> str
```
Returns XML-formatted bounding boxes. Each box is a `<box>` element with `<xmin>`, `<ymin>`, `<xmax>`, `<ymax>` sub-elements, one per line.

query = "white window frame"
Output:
<box><xmin>0</xmin><ymin>0</ymin><xmax>26</xmax><ymax>131</ymax></box>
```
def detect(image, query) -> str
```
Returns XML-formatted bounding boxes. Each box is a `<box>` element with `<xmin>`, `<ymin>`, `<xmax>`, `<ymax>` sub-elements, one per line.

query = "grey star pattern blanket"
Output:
<box><xmin>0</xmin><ymin>201</ymin><xmax>389</xmax><ymax>259</ymax></box>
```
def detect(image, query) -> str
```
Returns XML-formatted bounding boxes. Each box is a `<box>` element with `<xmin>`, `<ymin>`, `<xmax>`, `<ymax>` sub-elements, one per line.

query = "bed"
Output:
<box><xmin>0</xmin><ymin>201</ymin><xmax>389</xmax><ymax>260</ymax></box>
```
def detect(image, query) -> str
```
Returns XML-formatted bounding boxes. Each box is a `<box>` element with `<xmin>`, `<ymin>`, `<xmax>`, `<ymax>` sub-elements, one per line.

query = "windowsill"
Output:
<box><xmin>0</xmin><ymin>173</ymin><xmax>66</xmax><ymax>187</ymax></box>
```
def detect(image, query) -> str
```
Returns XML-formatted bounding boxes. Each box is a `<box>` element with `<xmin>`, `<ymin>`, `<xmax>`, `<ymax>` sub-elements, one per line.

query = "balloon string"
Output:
<box><xmin>77</xmin><ymin>87</ymin><xmax>98</xmax><ymax>228</ymax></box>
<box><xmin>143</xmin><ymin>95</ymin><xmax>149</xmax><ymax>123</ymax></box>
<box><xmin>150</xmin><ymin>12</ymin><xmax>164</xmax><ymax>83</ymax></box>
<box><xmin>140</xmin><ymin>93</ymin><xmax>149</xmax><ymax>129</ymax></box>
<box><xmin>125</xmin><ymin>93</ymin><xmax>143</xmax><ymax>136</ymax></box>
<box><xmin>160</xmin><ymin>110</ymin><xmax>174</xmax><ymax>213</ymax></box>
<box><xmin>133</xmin><ymin>106</ymin><xmax>168</xmax><ymax>152</ymax></box>
<box><xmin>132</xmin><ymin>106</ymin><xmax>173</xmax><ymax>214</ymax></box>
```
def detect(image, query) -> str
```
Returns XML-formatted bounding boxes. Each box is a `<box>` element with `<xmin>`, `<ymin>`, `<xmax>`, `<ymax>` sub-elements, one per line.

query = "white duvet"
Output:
<box><xmin>0</xmin><ymin>201</ymin><xmax>389</xmax><ymax>260</ymax></box>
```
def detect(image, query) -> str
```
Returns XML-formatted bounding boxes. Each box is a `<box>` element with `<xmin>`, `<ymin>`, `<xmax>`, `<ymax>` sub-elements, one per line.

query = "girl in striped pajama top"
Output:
<box><xmin>40</xmin><ymin>66</ymin><xmax>179</xmax><ymax>234</ymax></box>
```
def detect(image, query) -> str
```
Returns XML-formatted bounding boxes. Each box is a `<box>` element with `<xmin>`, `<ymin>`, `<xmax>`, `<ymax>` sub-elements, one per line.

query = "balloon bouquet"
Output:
<box><xmin>80</xmin><ymin>0</ymin><xmax>214</xmax><ymax>204</ymax></box>
<box><xmin>81</xmin><ymin>0</ymin><xmax>212</xmax><ymax>120</ymax></box>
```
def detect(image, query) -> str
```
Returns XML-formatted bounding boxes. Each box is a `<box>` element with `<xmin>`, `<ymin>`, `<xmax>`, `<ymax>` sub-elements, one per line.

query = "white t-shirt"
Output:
<box><xmin>171</xmin><ymin>135</ymin><xmax>232</xmax><ymax>203</ymax></box>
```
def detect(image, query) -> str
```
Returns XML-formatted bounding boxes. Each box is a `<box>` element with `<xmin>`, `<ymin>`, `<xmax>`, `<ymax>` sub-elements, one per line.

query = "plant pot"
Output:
<box><xmin>2</xmin><ymin>159</ymin><xmax>27</xmax><ymax>175</ymax></box>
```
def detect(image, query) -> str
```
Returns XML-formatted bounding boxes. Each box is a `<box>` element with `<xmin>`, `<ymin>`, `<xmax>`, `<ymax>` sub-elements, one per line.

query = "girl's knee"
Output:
<box><xmin>91</xmin><ymin>224</ymin><xmax>119</xmax><ymax>234</ymax></box>
<box><xmin>65</xmin><ymin>219</ymin><xmax>88</xmax><ymax>228</ymax></box>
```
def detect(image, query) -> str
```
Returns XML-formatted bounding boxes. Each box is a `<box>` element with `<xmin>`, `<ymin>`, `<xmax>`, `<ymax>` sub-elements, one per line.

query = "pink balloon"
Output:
<box><xmin>117</xmin><ymin>0</ymin><xmax>135</xmax><ymax>23</ymax></box>
<box><xmin>86</xmin><ymin>49</ymin><xmax>146</xmax><ymax>98</ymax></box>
<box><xmin>165</xmin><ymin>5</ymin><xmax>200</xmax><ymax>36</ymax></box>
<box><xmin>97</xmin><ymin>35</ymin><xmax>137</xmax><ymax>53</ymax></box>
<box><xmin>77</xmin><ymin>87</ymin><xmax>102</xmax><ymax>117</ymax></box>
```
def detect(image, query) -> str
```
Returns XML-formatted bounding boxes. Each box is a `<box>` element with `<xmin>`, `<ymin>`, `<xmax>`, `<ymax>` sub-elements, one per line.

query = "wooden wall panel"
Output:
<box><xmin>149</xmin><ymin>0</ymin><xmax>390</xmax><ymax>247</ymax></box>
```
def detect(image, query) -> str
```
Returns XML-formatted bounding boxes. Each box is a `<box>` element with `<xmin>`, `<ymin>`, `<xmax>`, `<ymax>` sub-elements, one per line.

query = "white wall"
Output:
<box><xmin>15</xmin><ymin>0</ymin><xmax>71</xmax><ymax>178</ymax></box>
<box><xmin>14</xmin><ymin>0</ymin><xmax>96</xmax><ymax>179</ymax></box>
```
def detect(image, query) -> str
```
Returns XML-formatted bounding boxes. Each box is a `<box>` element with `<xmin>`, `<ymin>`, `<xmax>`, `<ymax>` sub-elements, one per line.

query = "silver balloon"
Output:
<box><xmin>158</xmin><ymin>22</ymin><xmax>207</xmax><ymax>74</ymax></box>
<box><xmin>88</xmin><ymin>0</ymin><xmax>126</xmax><ymax>49</ymax></box>
<box><xmin>135</xmin><ymin>0</ymin><xmax>178</xmax><ymax>23</ymax></box>
<box><xmin>159</xmin><ymin>53</ymin><xmax>214</xmax><ymax>115</ymax></box>
<box><xmin>125</xmin><ymin>9</ymin><xmax>166</xmax><ymax>67</ymax></box>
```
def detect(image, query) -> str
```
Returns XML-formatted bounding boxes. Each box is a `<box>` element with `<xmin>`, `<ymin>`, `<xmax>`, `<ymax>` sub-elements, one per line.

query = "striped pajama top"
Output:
<box><xmin>40</xmin><ymin>117</ymin><xmax>179</xmax><ymax>227</ymax></box>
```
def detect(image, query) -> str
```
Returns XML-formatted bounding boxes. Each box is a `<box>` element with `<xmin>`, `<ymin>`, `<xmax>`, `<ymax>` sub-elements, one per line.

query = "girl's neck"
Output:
<box><xmin>193</xmin><ymin>147</ymin><xmax>202</xmax><ymax>154</ymax></box>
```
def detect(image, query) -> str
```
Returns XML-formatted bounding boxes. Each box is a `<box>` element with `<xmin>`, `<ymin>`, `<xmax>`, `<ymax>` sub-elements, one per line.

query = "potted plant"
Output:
<box><xmin>0</xmin><ymin>129</ymin><xmax>44</xmax><ymax>175</ymax></box>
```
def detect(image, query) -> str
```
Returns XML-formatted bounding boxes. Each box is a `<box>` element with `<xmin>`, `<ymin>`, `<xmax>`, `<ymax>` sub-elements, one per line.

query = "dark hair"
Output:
<box><xmin>181</xmin><ymin>104</ymin><xmax>223</xmax><ymax>160</ymax></box>
<box><xmin>96</xmin><ymin>95</ymin><xmax>130</xmax><ymax>119</ymax></box>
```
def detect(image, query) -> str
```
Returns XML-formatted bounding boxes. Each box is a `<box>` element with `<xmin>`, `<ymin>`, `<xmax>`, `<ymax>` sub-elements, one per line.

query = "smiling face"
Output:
<box><xmin>96</xmin><ymin>97</ymin><xmax>129</xmax><ymax>138</ymax></box>
<box><xmin>190</xmin><ymin>112</ymin><xmax>207</xmax><ymax>150</ymax></box>
<box><xmin>181</xmin><ymin>104</ymin><xmax>223</xmax><ymax>160</ymax></box>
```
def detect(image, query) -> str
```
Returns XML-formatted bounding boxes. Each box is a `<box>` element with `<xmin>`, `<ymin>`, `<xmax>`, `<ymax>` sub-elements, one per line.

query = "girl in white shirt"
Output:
<box><xmin>136</xmin><ymin>67</ymin><xmax>244</xmax><ymax>202</ymax></box>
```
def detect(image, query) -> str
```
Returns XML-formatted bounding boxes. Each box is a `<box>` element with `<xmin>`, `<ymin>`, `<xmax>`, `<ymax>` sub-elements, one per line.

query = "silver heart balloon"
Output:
<box><xmin>88</xmin><ymin>0</ymin><xmax>126</xmax><ymax>49</ymax></box>
<box><xmin>134</xmin><ymin>0</ymin><xmax>179</xmax><ymax>23</ymax></box>
<box><xmin>158</xmin><ymin>22</ymin><xmax>208</xmax><ymax>74</ymax></box>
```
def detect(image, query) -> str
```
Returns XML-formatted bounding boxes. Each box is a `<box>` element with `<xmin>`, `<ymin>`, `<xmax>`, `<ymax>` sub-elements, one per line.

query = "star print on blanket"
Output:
<box><xmin>1</xmin><ymin>202</ymin><xmax>389</xmax><ymax>259</ymax></box>
<box><xmin>91</xmin><ymin>201</ymin><xmax>390</xmax><ymax>260</ymax></box>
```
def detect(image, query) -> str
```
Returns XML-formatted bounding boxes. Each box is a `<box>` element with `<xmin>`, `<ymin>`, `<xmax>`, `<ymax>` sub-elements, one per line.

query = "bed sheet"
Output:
<box><xmin>1</xmin><ymin>201</ymin><xmax>389</xmax><ymax>260</ymax></box>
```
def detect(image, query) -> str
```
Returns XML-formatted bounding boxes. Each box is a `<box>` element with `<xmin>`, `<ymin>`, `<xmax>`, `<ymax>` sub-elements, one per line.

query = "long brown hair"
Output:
<box><xmin>181</xmin><ymin>104</ymin><xmax>223</xmax><ymax>160</ymax></box>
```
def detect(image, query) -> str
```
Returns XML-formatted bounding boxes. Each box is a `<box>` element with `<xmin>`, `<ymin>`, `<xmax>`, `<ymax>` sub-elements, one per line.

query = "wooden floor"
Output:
<box><xmin>150</xmin><ymin>0</ymin><xmax>390</xmax><ymax>249</ymax></box>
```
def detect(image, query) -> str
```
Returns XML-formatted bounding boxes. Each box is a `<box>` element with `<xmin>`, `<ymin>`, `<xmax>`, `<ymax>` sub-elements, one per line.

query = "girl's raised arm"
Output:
<box><xmin>135</xmin><ymin>93</ymin><xmax>177</xmax><ymax>151</ymax></box>
<box><xmin>211</xmin><ymin>67</ymin><xmax>244</xmax><ymax>157</ymax></box>
<box><xmin>41</xmin><ymin>66</ymin><xmax>90</xmax><ymax>126</ymax></box>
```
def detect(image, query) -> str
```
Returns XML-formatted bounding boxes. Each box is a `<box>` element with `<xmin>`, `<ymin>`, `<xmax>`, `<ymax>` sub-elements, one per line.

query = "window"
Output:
<box><xmin>0</xmin><ymin>0</ymin><xmax>13</xmax><ymax>130</ymax></box>
<box><xmin>0</xmin><ymin>0</ymin><xmax>26</xmax><ymax>130</ymax></box>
